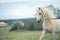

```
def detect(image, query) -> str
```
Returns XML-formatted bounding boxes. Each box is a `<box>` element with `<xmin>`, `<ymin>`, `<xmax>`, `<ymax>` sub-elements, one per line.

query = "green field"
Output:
<box><xmin>0</xmin><ymin>26</ymin><xmax>60</xmax><ymax>40</ymax></box>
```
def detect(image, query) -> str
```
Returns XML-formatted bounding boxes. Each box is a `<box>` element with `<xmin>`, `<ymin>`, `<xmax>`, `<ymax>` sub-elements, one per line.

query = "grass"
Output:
<box><xmin>0</xmin><ymin>26</ymin><xmax>60</xmax><ymax>40</ymax></box>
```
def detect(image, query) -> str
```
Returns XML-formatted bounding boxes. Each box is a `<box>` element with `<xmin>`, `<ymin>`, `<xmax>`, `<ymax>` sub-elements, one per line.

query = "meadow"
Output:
<box><xmin>0</xmin><ymin>26</ymin><xmax>60</xmax><ymax>40</ymax></box>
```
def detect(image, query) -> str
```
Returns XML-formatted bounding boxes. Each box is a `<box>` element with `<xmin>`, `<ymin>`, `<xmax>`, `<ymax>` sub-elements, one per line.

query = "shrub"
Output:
<box><xmin>9</xmin><ymin>22</ymin><xmax>24</xmax><ymax>31</ymax></box>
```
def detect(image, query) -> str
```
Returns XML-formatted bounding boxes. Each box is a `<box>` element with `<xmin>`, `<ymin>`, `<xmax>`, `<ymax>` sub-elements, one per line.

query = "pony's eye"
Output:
<box><xmin>39</xmin><ymin>13</ymin><xmax>41</xmax><ymax>15</ymax></box>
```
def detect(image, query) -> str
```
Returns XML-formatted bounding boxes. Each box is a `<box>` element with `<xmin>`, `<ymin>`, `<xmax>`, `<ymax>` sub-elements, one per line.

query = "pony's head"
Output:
<box><xmin>36</xmin><ymin>7</ymin><xmax>56</xmax><ymax>30</ymax></box>
<box><xmin>36</xmin><ymin>7</ymin><xmax>44</xmax><ymax>23</ymax></box>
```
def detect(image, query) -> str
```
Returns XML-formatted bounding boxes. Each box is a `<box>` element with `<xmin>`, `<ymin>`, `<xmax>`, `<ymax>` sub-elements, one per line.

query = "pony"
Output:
<box><xmin>36</xmin><ymin>7</ymin><xmax>60</xmax><ymax>40</ymax></box>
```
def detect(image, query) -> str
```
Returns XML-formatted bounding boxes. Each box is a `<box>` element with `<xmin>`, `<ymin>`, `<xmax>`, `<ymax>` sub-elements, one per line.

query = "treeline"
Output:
<box><xmin>10</xmin><ymin>18</ymin><xmax>43</xmax><ymax>31</ymax></box>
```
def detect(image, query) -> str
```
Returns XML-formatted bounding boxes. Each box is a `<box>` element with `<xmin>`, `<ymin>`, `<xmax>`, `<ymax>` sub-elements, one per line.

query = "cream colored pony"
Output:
<box><xmin>36</xmin><ymin>7</ymin><xmax>60</xmax><ymax>40</ymax></box>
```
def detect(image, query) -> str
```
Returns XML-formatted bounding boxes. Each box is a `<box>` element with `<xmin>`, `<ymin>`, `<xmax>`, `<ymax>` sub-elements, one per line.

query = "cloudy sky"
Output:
<box><xmin>0</xmin><ymin>0</ymin><xmax>60</xmax><ymax>19</ymax></box>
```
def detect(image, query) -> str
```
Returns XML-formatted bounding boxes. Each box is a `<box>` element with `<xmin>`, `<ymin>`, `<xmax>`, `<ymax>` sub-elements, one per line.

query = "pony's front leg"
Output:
<box><xmin>39</xmin><ymin>30</ymin><xmax>46</xmax><ymax>40</ymax></box>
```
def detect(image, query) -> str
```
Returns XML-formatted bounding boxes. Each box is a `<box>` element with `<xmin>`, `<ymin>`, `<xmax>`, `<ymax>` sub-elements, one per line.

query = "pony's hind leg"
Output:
<box><xmin>51</xmin><ymin>30</ymin><xmax>56</xmax><ymax>40</ymax></box>
<box><xmin>39</xmin><ymin>29</ymin><xmax>47</xmax><ymax>40</ymax></box>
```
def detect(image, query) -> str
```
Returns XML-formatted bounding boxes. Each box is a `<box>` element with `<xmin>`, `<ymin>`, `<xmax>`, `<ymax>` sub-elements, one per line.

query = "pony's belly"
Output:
<box><xmin>51</xmin><ymin>19</ymin><xmax>60</xmax><ymax>32</ymax></box>
<box><xmin>54</xmin><ymin>19</ymin><xmax>60</xmax><ymax>32</ymax></box>
<box><xmin>43</xmin><ymin>26</ymin><xmax>60</xmax><ymax>33</ymax></box>
<box><xmin>55</xmin><ymin>25</ymin><xmax>60</xmax><ymax>32</ymax></box>
<box><xmin>43</xmin><ymin>19</ymin><xmax>60</xmax><ymax>33</ymax></box>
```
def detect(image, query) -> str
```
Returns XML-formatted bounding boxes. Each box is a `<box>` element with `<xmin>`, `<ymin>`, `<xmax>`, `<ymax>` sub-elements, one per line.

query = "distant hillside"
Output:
<box><xmin>0</xmin><ymin>18</ymin><xmax>36</xmax><ymax>25</ymax></box>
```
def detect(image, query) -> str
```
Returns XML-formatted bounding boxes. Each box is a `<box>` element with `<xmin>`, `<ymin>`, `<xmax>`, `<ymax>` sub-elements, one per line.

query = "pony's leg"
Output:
<box><xmin>39</xmin><ymin>30</ymin><xmax>47</xmax><ymax>40</ymax></box>
<box><xmin>51</xmin><ymin>30</ymin><xmax>56</xmax><ymax>40</ymax></box>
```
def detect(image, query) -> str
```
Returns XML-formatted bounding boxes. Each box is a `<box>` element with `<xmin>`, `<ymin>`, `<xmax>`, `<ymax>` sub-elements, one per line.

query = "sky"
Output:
<box><xmin>0</xmin><ymin>0</ymin><xmax>60</xmax><ymax>19</ymax></box>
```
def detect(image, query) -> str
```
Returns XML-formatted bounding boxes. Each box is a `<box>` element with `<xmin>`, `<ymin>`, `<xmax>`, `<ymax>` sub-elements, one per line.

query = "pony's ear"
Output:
<box><xmin>36</xmin><ymin>7</ymin><xmax>40</xmax><ymax>10</ymax></box>
<box><xmin>36</xmin><ymin>7</ymin><xmax>42</xmax><ymax>12</ymax></box>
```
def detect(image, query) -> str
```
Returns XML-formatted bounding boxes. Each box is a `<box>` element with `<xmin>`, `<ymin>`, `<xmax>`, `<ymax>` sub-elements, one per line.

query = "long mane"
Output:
<box><xmin>41</xmin><ymin>7</ymin><xmax>56</xmax><ymax>30</ymax></box>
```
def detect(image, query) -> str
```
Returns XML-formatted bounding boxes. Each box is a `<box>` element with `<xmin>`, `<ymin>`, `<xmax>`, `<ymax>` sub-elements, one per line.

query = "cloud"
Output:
<box><xmin>0</xmin><ymin>0</ymin><xmax>58</xmax><ymax>19</ymax></box>
<box><xmin>0</xmin><ymin>0</ymin><xmax>53</xmax><ymax>3</ymax></box>
<box><xmin>0</xmin><ymin>4</ymin><xmax>35</xmax><ymax>19</ymax></box>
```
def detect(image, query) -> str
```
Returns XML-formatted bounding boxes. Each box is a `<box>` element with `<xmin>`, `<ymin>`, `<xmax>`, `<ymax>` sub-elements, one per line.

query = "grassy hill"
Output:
<box><xmin>0</xmin><ymin>26</ymin><xmax>60</xmax><ymax>40</ymax></box>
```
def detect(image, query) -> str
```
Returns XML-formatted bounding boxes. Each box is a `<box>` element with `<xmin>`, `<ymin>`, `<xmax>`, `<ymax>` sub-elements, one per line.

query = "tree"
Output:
<box><xmin>9</xmin><ymin>22</ymin><xmax>24</xmax><ymax>31</ymax></box>
<box><xmin>54</xmin><ymin>8</ymin><xmax>60</xmax><ymax>18</ymax></box>
<box><xmin>29</xmin><ymin>22</ymin><xmax>34</xmax><ymax>30</ymax></box>
<box><xmin>47</xmin><ymin>5</ymin><xmax>60</xmax><ymax>19</ymax></box>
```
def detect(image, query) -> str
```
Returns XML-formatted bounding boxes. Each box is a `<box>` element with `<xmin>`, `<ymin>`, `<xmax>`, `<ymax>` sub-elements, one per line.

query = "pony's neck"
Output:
<box><xmin>42</xmin><ymin>7</ymin><xmax>56</xmax><ymax>30</ymax></box>
<box><xmin>43</xmin><ymin>15</ymin><xmax>56</xmax><ymax>30</ymax></box>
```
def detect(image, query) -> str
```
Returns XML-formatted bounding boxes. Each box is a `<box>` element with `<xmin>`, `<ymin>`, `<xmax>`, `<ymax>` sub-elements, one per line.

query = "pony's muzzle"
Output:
<box><xmin>38</xmin><ymin>21</ymin><xmax>40</xmax><ymax>23</ymax></box>
<box><xmin>37</xmin><ymin>19</ymin><xmax>42</xmax><ymax>23</ymax></box>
